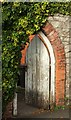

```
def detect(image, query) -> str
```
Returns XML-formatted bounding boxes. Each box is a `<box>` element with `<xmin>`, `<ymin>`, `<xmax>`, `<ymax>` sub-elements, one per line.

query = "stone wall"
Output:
<box><xmin>48</xmin><ymin>14</ymin><xmax>71</xmax><ymax>104</ymax></box>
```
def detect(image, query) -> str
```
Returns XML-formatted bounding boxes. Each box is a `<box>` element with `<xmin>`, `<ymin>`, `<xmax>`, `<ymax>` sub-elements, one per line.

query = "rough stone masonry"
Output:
<box><xmin>48</xmin><ymin>14</ymin><xmax>71</xmax><ymax>105</ymax></box>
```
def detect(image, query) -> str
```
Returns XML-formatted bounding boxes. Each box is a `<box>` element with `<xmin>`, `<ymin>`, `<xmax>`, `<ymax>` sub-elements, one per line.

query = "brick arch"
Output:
<box><xmin>42</xmin><ymin>22</ymin><xmax>66</xmax><ymax>105</ymax></box>
<box><xmin>20</xmin><ymin>22</ymin><xmax>66</xmax><ymax>106</ymax></box>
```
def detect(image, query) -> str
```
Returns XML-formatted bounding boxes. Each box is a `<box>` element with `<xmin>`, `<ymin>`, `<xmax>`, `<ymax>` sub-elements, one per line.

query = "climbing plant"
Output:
<box><xmin>2</xmin><ymin>2</ymin><xmax>71</xmax><ymax>112</ymax></box>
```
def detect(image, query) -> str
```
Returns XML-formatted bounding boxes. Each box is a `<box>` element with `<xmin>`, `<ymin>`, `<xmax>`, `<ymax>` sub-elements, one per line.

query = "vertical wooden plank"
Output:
<box><xmin>42</xmin><ymin>44</ymin><xmax>49</xmax><ymax>109</ymax></box>
<box><xmin>25</xmin><ymin>42</ymin><xmax>33</xmax><ymax>104</ymax></box>
<box><xmin>39</xmin><ymin>41</ymin><xmax>44</xmax><ymax>107</ymax></box>
<box><xmin>36</xmin><ymin>36</ymin><xmax>41</xmax><ymax>107</ymax></box>
<box><xmin>39</xmin><ymin>40</ymin><xmax>49</xmax><ymax>109</ymax></box>
<box><xmin>37</xmin><ymin>38</ymin><xmax>43</xmax><ymax>108</ymax></box>
<box><xmin>31</xmin><ymin>37</ymin><xmax>37</xmax><ymax>106</ymax></box>
<box><xmin>28</xmin><ymin>42</ymin><xmax>33</xmax><ymax>104</ymax></box>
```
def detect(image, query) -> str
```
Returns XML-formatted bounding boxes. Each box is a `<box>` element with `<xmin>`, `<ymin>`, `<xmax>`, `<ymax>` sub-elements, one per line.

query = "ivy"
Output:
<box><xmin>2</xmin><ymin>2</ymin><xmax>71</xmax><ymax>112</ymax></box>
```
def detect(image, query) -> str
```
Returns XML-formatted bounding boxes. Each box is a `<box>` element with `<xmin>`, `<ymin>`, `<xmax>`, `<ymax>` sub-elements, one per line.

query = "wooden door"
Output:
<box><xmin>25</xmin><ymin>35</ymin><xmax>50</xmax><ymax>109</ymax></box>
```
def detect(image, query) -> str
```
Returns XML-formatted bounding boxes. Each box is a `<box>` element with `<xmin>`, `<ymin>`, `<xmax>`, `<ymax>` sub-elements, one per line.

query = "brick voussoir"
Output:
<box><xmin>42</xmin><ymin>23</ymin><xmax>54</xmax><ymax>35</ymax></box>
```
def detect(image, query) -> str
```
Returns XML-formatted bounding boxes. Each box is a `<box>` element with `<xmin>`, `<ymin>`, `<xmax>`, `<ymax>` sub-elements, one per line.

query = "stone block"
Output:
<box><xmin>66</xmin><ymin>52</ymin><xmax>69</xmax><ymax>58</ymax></box>
<box><xmin>53</xmin><ymin>15</ymin><xmax>69</xmax><ymax>22</ymax></box>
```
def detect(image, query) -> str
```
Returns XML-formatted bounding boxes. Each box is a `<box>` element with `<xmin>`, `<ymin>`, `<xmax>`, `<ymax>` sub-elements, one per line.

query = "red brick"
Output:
<box><xmin>42</xmin><ymin>23</ymin><xmax>54</xmax><ymax>35</ymax></box>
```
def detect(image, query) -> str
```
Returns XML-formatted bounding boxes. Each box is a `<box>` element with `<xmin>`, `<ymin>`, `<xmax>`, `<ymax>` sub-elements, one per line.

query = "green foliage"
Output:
<box><xmin>54</xmin><ymin>105</ymin><xmax>65</xmax><ymax>111</ymax></box>
<box><xmin>2</xmin><ymin>2</ymin><xmax>71</xmax><ymax>112</ymax></box>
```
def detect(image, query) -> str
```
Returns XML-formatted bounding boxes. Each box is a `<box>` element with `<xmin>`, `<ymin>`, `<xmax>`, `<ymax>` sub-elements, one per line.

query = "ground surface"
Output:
<box><xmin>3</xmin><ymin>89</ymin><xmax>71</xmax><ymax>120</ymax></box>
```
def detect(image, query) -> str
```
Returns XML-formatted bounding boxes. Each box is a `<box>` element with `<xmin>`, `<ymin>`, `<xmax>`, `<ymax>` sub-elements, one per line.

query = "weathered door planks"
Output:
<box><xmin>25</xmin><ymin>35</ymin><xmax>50</xmax><ymax>109</ymax></box>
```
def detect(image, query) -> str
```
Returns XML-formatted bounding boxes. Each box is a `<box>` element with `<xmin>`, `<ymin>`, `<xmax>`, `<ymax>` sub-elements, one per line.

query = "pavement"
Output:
<box><xmin>13</xmin><ymin>92</ymin><xmax>70</xmax><ymax>119</ymax></box>
<box><xmin>2</xmin><ymin>88</ymin><xmax>71</xmax><ymax>120</ymax></box>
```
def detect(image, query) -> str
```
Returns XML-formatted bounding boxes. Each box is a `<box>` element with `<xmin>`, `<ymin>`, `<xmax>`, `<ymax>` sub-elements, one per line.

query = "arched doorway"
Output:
<box><xmin>25</xmin><ymin>32</ymin><xmax>55</xmax><ymax>109</ymax></box>
<box><xmin>13</xmin><ymin>22</ymin><xmax>66</xmax><ymax>116</ymax></box>
<box><xmin>20</xmin><ymin>22</ymin><xmax>65</xmax><ymax>108</ymax></box>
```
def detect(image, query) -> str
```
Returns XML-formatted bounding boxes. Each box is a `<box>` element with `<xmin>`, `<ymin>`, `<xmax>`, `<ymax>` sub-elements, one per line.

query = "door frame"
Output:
<box><xmin>38</xmin><ymin>32</ymin><xmax>55</xmax><ymax>108</ymax></box>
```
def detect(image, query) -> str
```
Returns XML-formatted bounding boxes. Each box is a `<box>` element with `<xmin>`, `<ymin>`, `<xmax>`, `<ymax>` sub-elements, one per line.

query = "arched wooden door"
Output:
<box><xmin>25</xmin><ymin>35</ymin><xmax>51</xmax><ymax>109</ymax></box>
